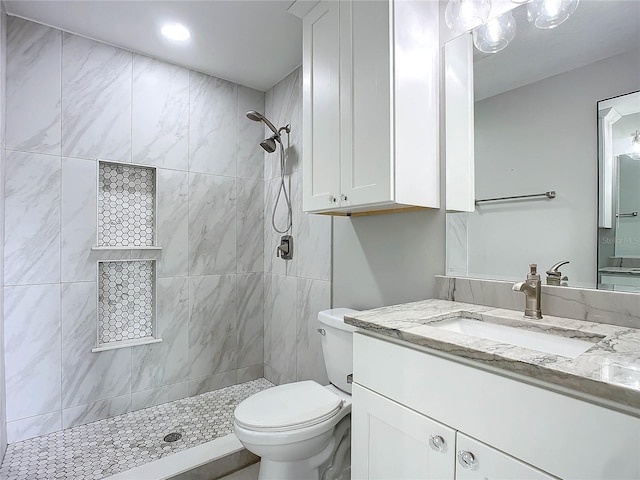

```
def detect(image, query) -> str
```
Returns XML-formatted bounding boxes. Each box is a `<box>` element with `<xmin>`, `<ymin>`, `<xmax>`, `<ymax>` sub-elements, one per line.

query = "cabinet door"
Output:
<box><xmin>455</xmin><ymin>433</ymin><xmax>557</xmax><ymax>480</ymax></box>
<box><xmin>340</xmin><ymin>0</ymin><xmax>392</xmax><ymax>208</ymax></box>
<box><xmin>302</xmin><ymin>0</ymin><xmax>342</xmax><ymax>212</ymax></box>
<box><xmin>352</xmin><ymin>383</ymin><xmax>455</xmax><ymax>480</ymax></box>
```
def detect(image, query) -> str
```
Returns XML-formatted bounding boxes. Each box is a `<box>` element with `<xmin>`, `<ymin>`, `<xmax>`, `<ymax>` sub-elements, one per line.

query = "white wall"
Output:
<box><xmin>466</xmin><ymin>50</ymin><xmax>640</xmax><ymax>287</ymax></box>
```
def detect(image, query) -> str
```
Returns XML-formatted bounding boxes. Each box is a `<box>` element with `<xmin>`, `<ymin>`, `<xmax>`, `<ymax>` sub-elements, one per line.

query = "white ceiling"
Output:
<box><xmin>4</xmin><ymin>0</ymin><xmax>304</xmax><ymax>92</ymax></box>
<box><xmin>474</xmin><ymin>0</ymin><xmax>640</xmax><ymax>101</ymax></box>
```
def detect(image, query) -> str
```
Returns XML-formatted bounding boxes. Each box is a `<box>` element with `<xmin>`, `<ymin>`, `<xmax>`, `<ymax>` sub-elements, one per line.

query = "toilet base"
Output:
<box><xmin>256</xmin><ymin>416</ymin><xmax>351</xmax><ymax>480</ymax></box>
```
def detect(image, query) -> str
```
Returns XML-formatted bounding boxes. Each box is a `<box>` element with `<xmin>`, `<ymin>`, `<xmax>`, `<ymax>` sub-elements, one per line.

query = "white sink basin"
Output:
<box><xmin>432</xmin><ymin>316</ymin><xmax>600</xmax><ymax>359</ymax></box>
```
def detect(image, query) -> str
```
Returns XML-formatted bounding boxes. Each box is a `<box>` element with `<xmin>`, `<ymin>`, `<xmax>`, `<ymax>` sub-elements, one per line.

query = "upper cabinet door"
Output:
<box><xmin>302</xmin><ymin>0</ymin><xmax>342</xmax><ymax>212</ymax></box>
<box><xmin>351</xmin><ymin>383</ymin><xmax>456</xmax><ymax>480</ymax></box>
<box><xmin>340</xmin><ymin>0</ymin><xmax>392</xmax><ymax>208</ymax></box>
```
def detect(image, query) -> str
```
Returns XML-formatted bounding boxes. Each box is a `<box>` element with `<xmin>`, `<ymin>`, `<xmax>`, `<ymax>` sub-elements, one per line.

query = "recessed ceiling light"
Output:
<box><xmin>161</xmin><ymin>23</ymin><xmax>191</xmax><ymax>42</ymax></box>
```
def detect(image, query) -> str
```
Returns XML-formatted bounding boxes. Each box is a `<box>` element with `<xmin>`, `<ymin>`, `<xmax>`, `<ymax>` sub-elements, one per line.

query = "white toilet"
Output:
<box><xmin>234</xmin><ymin>308</ymin><xmax>360</xmax><ymax>480</ymax></box>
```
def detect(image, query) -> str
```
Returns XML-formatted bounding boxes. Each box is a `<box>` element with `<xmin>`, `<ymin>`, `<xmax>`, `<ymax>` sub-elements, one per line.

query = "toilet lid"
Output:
<box><xmin>234</xmin><ymin>381</ymin><xmax>344</xmax><ymax>432</ymax></box>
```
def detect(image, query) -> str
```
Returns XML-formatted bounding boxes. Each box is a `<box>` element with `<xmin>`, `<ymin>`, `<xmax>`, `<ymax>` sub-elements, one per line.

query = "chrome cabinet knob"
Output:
<box><xmin>457</xmin><ymin>450</ymin><xmax>478</xmax><ymax>469</ymax></box>
<box><xmin>340</xmin><ymin>194</ymin><xmax>348</xmax><ymax>202</ymax></box>
<box><xmin>428</xmin><ymin>435</ymin><xmax>445</xmax><ymax>452</ymax></box>
<box><xmin>328</xmin><ymin>195</ymin><xmax>337</xmax><ymax>203</ymax></box>
<box><xmin>316</xmin><ymin>328</ymin><xmax>326</xmax><ymax>336</ymax></box>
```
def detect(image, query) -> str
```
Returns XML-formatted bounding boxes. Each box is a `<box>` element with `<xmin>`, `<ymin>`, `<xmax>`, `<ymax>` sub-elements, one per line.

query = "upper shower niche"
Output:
<box><xmin>94</xmin><ymin>160</ymin><xmax>162</xmax><ymax>250</ymax></box>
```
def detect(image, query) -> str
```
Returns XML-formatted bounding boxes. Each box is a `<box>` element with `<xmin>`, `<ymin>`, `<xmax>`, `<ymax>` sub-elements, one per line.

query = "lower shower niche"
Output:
<box><xmin>93</xmin><ymin>259</ymin><xmax>161</xmax><ymax>353</ymax></box>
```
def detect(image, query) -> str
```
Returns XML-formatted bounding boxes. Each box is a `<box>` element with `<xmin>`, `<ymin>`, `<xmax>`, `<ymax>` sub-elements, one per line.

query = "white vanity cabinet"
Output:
<box><xmin>352</xmin><ymin>333</ymin><xmax>640</xmax><ymax>480</ymax></box>
<box><xmin>302</xmin><ymin>0</ymin><xmax>439</xmax><ymax>215</ymax></box>
<box><xmin>352</xmin><ymin>384</ymin><xmax>555</xmax><ymax>480</ymax></box>
<box><xmin>352</xmin><ymin>383</ymin><xmax>456</xmax><ymax>479</ymax></box>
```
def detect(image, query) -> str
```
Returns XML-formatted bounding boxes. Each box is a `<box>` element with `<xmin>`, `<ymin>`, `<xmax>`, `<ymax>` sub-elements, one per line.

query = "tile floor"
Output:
<box><xmin>0</xmin><ymin>378</ymin><xmax>273</xmax><ymax>480</ymax></box>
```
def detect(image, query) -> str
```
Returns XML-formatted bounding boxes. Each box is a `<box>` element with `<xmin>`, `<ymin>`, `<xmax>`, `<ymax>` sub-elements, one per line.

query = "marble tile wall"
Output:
<box><xmin>263</xmin><ymin>68</ymin><xmax>334</xmax><ymax>386</ymax></box>
<box><xmin>3</xmin><ymin>17</ymin><xmax>265</xmax><ymax>443</ymax></box>
<box><xmin>0</xmin><ymin>10</ymin><xmax>6</xmax><ymax>461</ymax></box>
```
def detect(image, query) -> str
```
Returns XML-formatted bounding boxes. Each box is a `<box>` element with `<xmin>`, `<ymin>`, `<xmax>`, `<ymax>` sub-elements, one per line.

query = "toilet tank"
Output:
<box><xmin>318</xmin><ymin>308</ymin><xmax>360</xmax><ymax>394</ymax></box>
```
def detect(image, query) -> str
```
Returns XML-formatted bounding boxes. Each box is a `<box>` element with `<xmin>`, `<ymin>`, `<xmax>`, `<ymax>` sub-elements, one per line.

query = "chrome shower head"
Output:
<box><xmin>246</xmin><ymin>110</ymin><xmax>279</xmax><ymax>135</ymax></box>
<box><xmin>260</xmin><ymin>135</ymin><xmax>278</xmax><ymax>153</ymax></box>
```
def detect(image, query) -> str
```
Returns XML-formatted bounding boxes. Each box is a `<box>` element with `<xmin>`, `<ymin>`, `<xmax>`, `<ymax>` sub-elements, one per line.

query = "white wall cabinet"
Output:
<box><xmin>352</xmin><ymin>333</ymin><xmax>640</xmax><ymax>480</ymax></box>
<box><xmin>302</xmin><ymin>0</ymin><xmax>440</xmax><ymax>215</ymax></box>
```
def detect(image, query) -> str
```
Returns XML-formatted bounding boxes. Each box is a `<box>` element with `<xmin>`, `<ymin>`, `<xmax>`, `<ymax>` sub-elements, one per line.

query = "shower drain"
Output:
<box><xmin>163</xmin><ymin>432</ymin><xmax>182</xmax><ymax>443</ymax></box>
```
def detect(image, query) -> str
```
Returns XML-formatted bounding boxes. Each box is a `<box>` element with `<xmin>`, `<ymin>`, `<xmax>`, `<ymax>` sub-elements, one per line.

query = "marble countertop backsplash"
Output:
<box><xmin>345</xmin><ymin>299</ymin><xmax>640</xmax><ymax>415</ymax></box>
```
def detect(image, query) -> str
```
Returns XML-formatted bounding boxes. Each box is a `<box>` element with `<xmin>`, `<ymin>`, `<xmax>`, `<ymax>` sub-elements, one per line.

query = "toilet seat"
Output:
<box><xmin>234</xmin><ymin>381</ymin><xmax>344</xmax><ymax>433</ymax></box>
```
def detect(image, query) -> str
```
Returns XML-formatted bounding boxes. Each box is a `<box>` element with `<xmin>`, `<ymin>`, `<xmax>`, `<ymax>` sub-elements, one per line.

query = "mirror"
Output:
<box><xmin>597</xmin><ymin>91</ymin><xmax>640</xmax><ymax>291</ymax></box>
<box><xmin>445</xmin><ymin>0</ymin><xmax>640</xmax><ymax>289</ymax></box>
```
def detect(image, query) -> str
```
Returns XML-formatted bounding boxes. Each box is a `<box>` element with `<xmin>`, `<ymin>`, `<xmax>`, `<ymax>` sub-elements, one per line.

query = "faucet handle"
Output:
<box><xmin>546</xmin><ymin>260</ymin><xmax>570</xmax><ymax>277</ymax></box>
<box><xmin>529</xmin><ymin>263</ymin><xmax>538</xmax><ymax>274</ymax></box>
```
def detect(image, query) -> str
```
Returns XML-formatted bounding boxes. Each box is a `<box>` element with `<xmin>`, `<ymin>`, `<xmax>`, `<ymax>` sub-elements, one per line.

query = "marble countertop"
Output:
<box><xmin>345</xmin><ymin>299</ymin><xmax>640</xmax><ymax>413</ymax></box>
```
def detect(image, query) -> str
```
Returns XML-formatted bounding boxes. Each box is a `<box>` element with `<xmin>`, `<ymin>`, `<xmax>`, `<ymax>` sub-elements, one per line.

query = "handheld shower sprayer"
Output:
<box><xmin>246</xmin><ymin>110</ymin><xmax>293</xmax><ymax>236</ymax></box>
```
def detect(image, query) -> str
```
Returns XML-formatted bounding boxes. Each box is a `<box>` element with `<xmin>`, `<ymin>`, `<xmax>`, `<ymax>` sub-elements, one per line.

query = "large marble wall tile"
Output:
<box><xmin>62</xmin><ymin>394</ymin><xmax>131</xmax><ymax>429</ymax></box>
<box><xmin>189</xmin><ymin>275</ymin><xmax>237</xmax><ymax>379</ymax></box>
<box><xmin>6</xmin><ymin>17</ymin><xmax>61</xmax><ymax>155</ymax></box>
<box><xmin>296</xmin><ymin>172</ymin><xmax>331</xmax><ymax>281</ymax></box>
<box><xmin>61</xmin><ymin>282</ymin><xmax>131</xmax><ymax>408</ymax></box>
<box><xmin>4</xmin><ymin>284</ymin><xmax>61</xmax><ymax>421</ymax></box>
<box><xmin>263</xmin><ymin>273</ymin><xmax>272</xmax><ymax>367</ymax></box>
<box><xmin>4</xmin><ymin>150</ymin><xmax>61</xmax><ymax>285</ymax></box>
<box><xmin>6</xmin><ymin>412</ymin><xmax>61</xmax><ymax>443</ymax></box>
<box><xmin>157</xmin><ymin>169</ymin><xmax>189</xmax><ymax>277</ymax></box>
<box><xmin>188</xmin><ymin>173</ymin><xmax>236</xmax><ymax>275</ymax></box>
<box><xmin>264</xmin><ymin>175</ymin><xmax>295</xmax><ymax>276</ymax></box>
<box><xmin>446</xmin><ymin>213</ymin><xmax>469</xmax><ymax>276</ymax></box>
<box><xmin>237</xmin><ymin>86</ymin><xmax>265</xmax><ymax>180</ymax></box>
<box><xmin>132</xmin><ymin>277</ymin><xmax>189</xmax><ymax>392</ymax></box>
<box><xmin>188</xmin><ymin>370</ymin><xmax>236</xmax><ymax>396</ymax></box>
<box><xmin>237</xmin><ymin>273</ymin><xmax>264</xmax><ymax>368</ymax></box>
<box><xmin>189</xmin><ymin>72</ymin><xmax>237</xmax><ymax>176</ymax></box>
<box><xmin>132</xmin><ymin>55</ymin><xmax>189</xmax><ymax>170</ymax></box>
<box><xmin>62</xmin><ymin>33</ymin><xmax>132</xmax><ymax>161</ymax></box>
<box><xmin>267</xmin><ymin>274</ymin><xmax>297</xmax><ymax>384</ymax></box>
<box><xmin>264</xmin><ymin>67</ymin><xmax>301</xmax><ymax>180</ymax></box>
<box><xmin>130</xmin><ymin>381</ymin><xmax>189</xmax><ymax>411</ymax></box>
<box><xmin>237</xmin><ymin>179</ymin><xmax>264</xmax><ymax>273</ymax></box>
<box><xmin>61</xmin><ymin>157</ymin><xmax>97</xmax><ymax>282</ymax></box>
<box><xmin>296</xmin><ymin>278</ymin><xmax>330</xmax><ymax>384</ymax></box>
<box><xmin>237</xmin><ymin>364</ymin><xmax>264</xmax><ymax>383</ymax></box>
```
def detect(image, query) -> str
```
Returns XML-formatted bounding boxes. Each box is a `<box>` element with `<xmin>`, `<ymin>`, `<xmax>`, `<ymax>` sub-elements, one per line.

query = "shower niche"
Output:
<box><xmin>92</xmin><ymin>259</ymin><xmax>161</xmax><ymax>352</ymax></box>
<box><xmin>93</xmin><ymin>160</ymin><xmax>162</xmax><ymax>250</ymax></box>
<box><xmin>91</xmin><ymin>159</ymin><xmax>163</xmax><ymax>351</ymax></box>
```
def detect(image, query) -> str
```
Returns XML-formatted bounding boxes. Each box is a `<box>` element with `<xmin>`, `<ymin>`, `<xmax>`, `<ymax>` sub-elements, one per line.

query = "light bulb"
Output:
<box><xmin>527</xmin><ymin>0</ymin><xmax>579</xmax><ymax>29</ymax></box>
<box><xmin>161</xmin><ymin>23</ymin><xmax>191</xmax><ymax>42</ymax></box>
<box><xmin>473</xmin><ymin>11</ymin><xmax>517</xmax><ymax>54</ymax></box>
<box><xmin>445</xmin><ymin>0</ymin><xmax>492</xmax><ymax>32</ymax></box>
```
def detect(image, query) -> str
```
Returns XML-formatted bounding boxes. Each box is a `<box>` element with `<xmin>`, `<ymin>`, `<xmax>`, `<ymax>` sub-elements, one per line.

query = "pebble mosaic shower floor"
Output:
<box><xmin>0</xmin><ymin>379</ymin><xmax>273</xmax><ymax>480</ymax></box>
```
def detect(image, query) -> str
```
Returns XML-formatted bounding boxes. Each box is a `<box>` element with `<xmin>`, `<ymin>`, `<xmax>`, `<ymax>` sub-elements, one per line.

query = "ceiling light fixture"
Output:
<box><xmin>161</xmin><ymin>23</ymin><xmax>191</xmax><ymax>42</ymax></box>
<box><xmin>445</xmin><ymin>0</ymin><xmax>492</xmax><ymax>33</ymax></box>
<box><xmin>527</xmin><ymin>0</ymin><xmax>579</xmax><ymax>29</ymax></box>
<box><xmin>473</xmin><ymin>11</ymin><xmax>517</xmax><ymax>53</ymax></box>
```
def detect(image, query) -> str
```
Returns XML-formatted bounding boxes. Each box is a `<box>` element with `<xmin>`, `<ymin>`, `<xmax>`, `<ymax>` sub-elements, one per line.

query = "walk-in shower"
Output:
<box><xmin>246</xmin><ymin>111</ymin><xmax>294</xmax><ymax>254</ymax></box>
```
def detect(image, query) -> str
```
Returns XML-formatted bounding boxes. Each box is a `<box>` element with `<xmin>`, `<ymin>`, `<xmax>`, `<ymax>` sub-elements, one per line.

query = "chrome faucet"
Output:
<box><xmin>546</xmin><ymin>260</ymin><xmax>569</xmax><ymax>286</ymax></box>
<box><xmin>513</xmin><ymin>264</ymin><xmax>542</xmax><ymax>319</ymax></box>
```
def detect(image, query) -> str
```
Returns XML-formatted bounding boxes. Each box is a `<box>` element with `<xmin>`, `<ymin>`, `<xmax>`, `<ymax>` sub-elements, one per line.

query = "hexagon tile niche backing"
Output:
<box><xmin>98</xmin><ymin>161</ymin><xmax>156</xmax><ymax>247</ymax></box>
<box><xmin>97</xmin><ymin>260</ymin><xmax>156</xmax><ymax>348</ymax></box>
